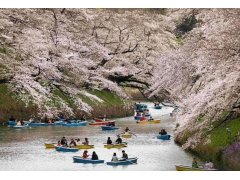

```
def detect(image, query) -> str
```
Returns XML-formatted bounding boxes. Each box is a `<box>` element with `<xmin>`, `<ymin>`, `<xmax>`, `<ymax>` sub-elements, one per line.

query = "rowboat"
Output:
<box><xmin>7</xmin><ymin>121</ymin><xmax>17</xmax><ymax>126</ymax></box>
<box><xmin>45</xmin><ymin>121</ymin><xmax>63</xmax><ymax>126</ymax></box>
<box><xmin>175</xmin><ymin>164</ymin><xmax>218</xmax><ymax>171</ymax></box>
<box><xmin>104</xmin><ymin>143</ymin><xmax>127</xmax><ymax>149</ymax></box>
<box><xmin>106</xmin><ymin>157</ymin><xmax>138</xmax><ymax>166</ymax></box>
<box><xmin>62</xmin><ymin>121</ymin><xmax>87</xmax><ymax>126</ymax></box>
<box><xmin>55</xmin><ymin>146</ymin><xmax>79</xmax><ymax>152</ymax></box>
<box><xmin>73</xmin><ymin>156</ymin><xmax>104</xmax><ymax>164</ymax></box>
<box><xmin>29</xmin><ymin>122</ymin><xmax>46</xmax><ymax>126</ymax></box>
<box><xmin>134</xmin><ymin>116</ymin><xmax>141</xmax><ymax>120</ymax></box>
<box><xmin>45</xmin><ymin>142</ymin><xmax>57</xmax><ymax>148</ymax></box>
<box><xmin>101</xmin><ymin>126</ymin><xmax>119</xmax><ymax>130</ymax></box>
<box><xmin>136</xmin><ymin>119</ymin><xmax>161</xmax><ymax>124</ymax></box>
<box><xmin>122</xmin><ymin>134</ymin><xmax>132</xmax><ymax>138</ymax></box>
<box><xmin>157</xmin><ymin>134</ymin><xmax>171</xmax><ymax>140</ymax></box>
<box><xmin>154</xmin><ymin>105</ymin><xmax>162</xmax><ymax>109</ymax></box>
<box><xmin>13</xmin><ymin>125</ymin><xmax>28</xmax><ymax>129</ymax></box>
<box><xmin>75</xmin><ymin>144</ymin><xmax>94</xmax><ymax>149</ymax></box>
<box><xmin>89</xmin><ymin>120</ymin><xmax>116</xmax><ymax>126</ymax></box>
<box><xmin>94</xmin><ymin>118</ymin><xmax>111</xmax><ymax>122</ymax></box>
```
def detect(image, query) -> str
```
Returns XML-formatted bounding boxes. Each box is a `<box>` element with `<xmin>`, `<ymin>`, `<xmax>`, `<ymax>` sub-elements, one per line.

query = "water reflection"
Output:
<box><xmin>0</xmin><ymin>102</ymin><xmax>204</xmax><ymax>171</ymax></box>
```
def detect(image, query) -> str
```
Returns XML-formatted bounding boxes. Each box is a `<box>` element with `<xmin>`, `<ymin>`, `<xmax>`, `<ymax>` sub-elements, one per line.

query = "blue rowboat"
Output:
<box><xmin>62</xmin><ymin>121</ymin><xmax>87</xmax><ymax>126</ymax></box>
<box><xmin>157</xmin><ymin>134</ymin><xmax>171</xmax><ymax>140</ymax></box>
<box><xmin>134</xmin><ymin>116</ymin><xmax>141</xmax><ymax>120</ymax></box>
<box><xmin>106</xmin><ymin>157</ymin><xmax>138</xmax><ymax>166</ymax></box>
<box><xmin>143</xmin><ymin>113</ymin><xmax>151</xmax><ymax>117</ymax></box>
<box><xmin>55</xmin><ymin>146</ymin><xmax>79</xmax><ymax>152</ymax></box>
<box><xmin>73</xmin><ymin>156</ymin><xmax>104</xmax><ymax>164</ymax></box>
<box><xmin>29</xmin><ymin>122</ymin><xmax>46</xmax><ymax>126</ymax></box>
<box><xmin>7</xmin><ymin>121</ymin><xmax>17</xmax><ymax>126</ymax></box>
<box><xmin>13</xmin><ymin>125</ymin><xmax>28</xmax><ymax>129</ymax></box>
<box><xmin>101</xmin><ymin>126</ymin><xmax>119</xmax><ymax>130</ymax></box>
<box><xmin>155</xmin><ymin>105</ymin><xmax>162</xmax><ymax>109</ymax></box>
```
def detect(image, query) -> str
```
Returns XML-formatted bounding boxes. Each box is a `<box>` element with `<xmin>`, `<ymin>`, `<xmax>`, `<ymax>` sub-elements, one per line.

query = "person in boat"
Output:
<box><xmin>149</xmin><ymin>116</ymin><xmax>154</xmax><ymax>121</ymax></box>
<box><xmin>115</xmin><ymin>135</ymin><xmax>122</xmax><ymax>144</ymax></box>
<box><xmin>57</xmin><ymin>141</ymin><xmax>61</xmax><ymax>147</ymax></box>
<box><xmin>61</xmin><ymin>137</ymin><xmax>68</xmax><ymax>147</ymax></box>
<box><xmin>69</xmin><ymin>139</ymin><xmax>76</xmax><ymax>147</ymax></box>
<box><xmin>107</xmin><ymin>137</ymin><xmax>112</xmax><ymax>144</ymax></box>
<box><xmin>76</xmin><ymin>138</ymin><xmax>82</xmax><ymax>145</ymax></box>
<box><xmin>111</xmin><ymin>152</ymin><xmax>118</xmax><ymax>162</ymax></box>
<box><xmin>17</xmin><ymin>120</ymin><xmax>21</xmax><ymax>126</ymax></box>
<box><xmin>20</xmin><ymin>119</ymin><xmax>24</xmax><ymax>126</ymax></box>
<box><xmin>192</xmin><ymin>157</ymin><xmax>199</xmax><ymax>168</ymax></box>
<box><xmin>9</xmin><ymin>116</ymin><xmax>15</xmax><ymax>122</ymax></box>
<box><xmin>82</xmin><ymin>138</ymin><xmax>89</xmax><ymax>145</ymax></box>
<box><xmin>48</xmin><ymin>119</ymin><xmax>52</xmax><ymax>124</ymax></box>
<box><xmin>80</xmin><ymin>114</ymin><xmax>86</xmax><ymax>121</ymax></box>
<box><xmin>136</xmin><ymin>111</ymin><xmax>141</xmax><ymax>116</ymax></box>
<box><xmin>121</xmin><ymin>150</ymin><xmax>128</xmax><ymax>160</ymax></box>
<box><xmin>82</xmin><ymin>150</ymin><xmax>89</xmax><ymax>159</ymax></box>
<box><xmin>124</xmin><ymin>127</ymin><xmax>130</xmax><ymax>132</ymax></box>
<box><xmin>205</xmin><ymin>159</ymin><xmax>214</xmax><ymax>169</ymax></box>
<box><xmin>159</xmin><ymin>129</ymin><xmax>167</xmax><ymax>135</ymax></box>
<box><xmin>102</xmin><ymin>114</ymin><xmax>107</xmax><ymax>121</ymax></box>
<box><xmin>91</xmin><ymin>151</ymin><xmax>99</xmax><ymax>160</ymax></box>
<box><xmin>140</xmin><ymin>115</ymin><xmax>146</xmax><ymax>121</ymax></box>
<box><xmin>98</xmin><ymin>114</ymin><xmax>103</xmax><ymax>119</ymax></box>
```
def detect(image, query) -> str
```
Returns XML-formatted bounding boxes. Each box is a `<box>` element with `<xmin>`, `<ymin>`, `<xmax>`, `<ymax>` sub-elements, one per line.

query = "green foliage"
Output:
<box><xmin>210</xmin><ymin>117</ymin><xmax>240</xmax><ymax>148</ymax></box>
<box><xmin>85</xmin><ymin>89</ymin><xmax>124</xmax><ymax>106</ymax></box>
<box><xmin>175</xmin><ymin>14</ymin><xmax>197</xmax><ymax>37</ymax></box>
<box><xmin>52</xmin><ymin>88</ymin><xmax>75</xmax><ymax>107</ymax></box>
<box><xmin>148</xmin><ymin>8</ymin><xmax>166</xmax><ymax>15</ymax></box>
<box><xmin>0</xmin><ymin>48</ymin><xmax>7</xmax><ymax>54</ymax></box>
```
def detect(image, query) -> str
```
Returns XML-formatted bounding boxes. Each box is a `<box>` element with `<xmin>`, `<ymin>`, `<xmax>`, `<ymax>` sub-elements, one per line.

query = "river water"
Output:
<box><xmin>0</xmin><ymin>102</ymin><xmax>205</xmax><ymax>171</ymax></box>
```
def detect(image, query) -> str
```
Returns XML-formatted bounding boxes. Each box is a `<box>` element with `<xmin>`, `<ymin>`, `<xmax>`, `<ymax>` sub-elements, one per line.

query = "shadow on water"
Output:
<box><xmin>0</xmin><ymin>102</ymin><xmax>206</xmax><ymax>171</ymax></box>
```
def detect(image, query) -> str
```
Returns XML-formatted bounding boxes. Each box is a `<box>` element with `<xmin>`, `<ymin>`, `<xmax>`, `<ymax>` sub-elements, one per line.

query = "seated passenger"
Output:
<box><xmin>115</xmin><ymin>135</ymin><xmax>122</xmax><ymax>144</ymax></box>
<box><xmin>111</xmin><ymin>152</ymin><xmax>118</xmax><ymax>162</ymax></box>
<box><xmin>76</xmin><ymin>138</ymin><xmax>82</xmax><ymax>145</ymax></box>
<box><xmin>82</xmin><ymin>150</ymin><xmax>89</xmax><ymax>159</ymax></box>
<box><xmin>107</xmin><ymin>137</ymin><xmax>112</xmax><ymax>144</ymax></box>
<box><xmin>82</xmin><ymin>138</ymin><xmax>89</xmax><ymax>145</ymax></box>
<box><xmin>69</xmin><ymin>139</ymin><xmax>76</xmax><ymax>147</ymax></box>
<box><xmin>91</xmin><ymin>151</ymin><xmax>99</xmax><ymax>160</ymax></box>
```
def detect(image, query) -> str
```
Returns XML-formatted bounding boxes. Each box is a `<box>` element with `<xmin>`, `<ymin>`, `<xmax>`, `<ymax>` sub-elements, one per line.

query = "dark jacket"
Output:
<box><xmin>115</xmin><ymin>138</ymin><xmax>122</xmax><ymax>144</ymax></box>
<box><xmin>107</xmin><ymin>139</ymin><xmax>112</xmax><ymax>144</ymax></box>
<box><xmin>91</xmin><ymin>153</ymin><xmax>99</xmax><ymax>160</ymax></box>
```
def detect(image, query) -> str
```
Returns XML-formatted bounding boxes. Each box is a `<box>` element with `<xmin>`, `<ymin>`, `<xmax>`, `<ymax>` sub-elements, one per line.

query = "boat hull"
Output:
<box><xmin>13</xmin><ymin>125</ymin><xmax>28</xmax><ymax>129</ymax></box>
<box><xmin>89</xmin><ymin>120</ymin><xmax>115</xmax><ymax>126</ymax></box>
<box><xmin>136</xmin><ymin>120</ymin><xmax>161</xmax><ymax>124</ymax></box>
<box><xmin>75</xmin><ymin>145</ymin><xmax>94</xmax><ymax>149</ymax></box>
<box><xmin>106</xmin><ymin>158</ymin><xmax>138</xmax><ymax>166</ymax></box>
<box><xmin>73</xmin><ymin>156</ymin><xmax>104</xmax><ymax>164</ymax></box>
<box><xmin>104</xmin><ymin>143</ymin><xmax>127</xmax><ymax>149</ymax></box>
<box><xmin>62</xmin><ymin>121</ymin><xmax>87</xmax><ymax>126</ymax></box>
<box><xmin>45</xmin><ymin>143</ymin><xmax>57</xmax><ymax>148</ymax></box>
<box><xmin>55</xmin><ymin>146</ymin><xmax>79</xmax><ymax>152</ymax></box>
<box><xmin>101</xmin><ymin>126</ymin><xmax>119</xmax><ymax>130</ymax></box>
<box><xmin>7</xmin><ymin>121</ymin><xmax>17</xmax><ymax>126</ymax></box>
<box><xmin>175</xmin><ymin>164</ymin><xmax>218</xmax><ymax>171</ymax></box>
<box><xmin>134</xmin><ymin>116</ymin><xmax>141</xmax><ymax>120</ymax></box>
<box><xmin>29</xmin><ymin>123</ymin><xmax>46</xmax><ymax>126</ymax></box>
<box><xmin>154</xmin><ymin>106</ymin><xmax>162</xmax><ymax>109</ymax></box>
<box><xmin>157</xmin><ymin>135</ymin><xmax>171</xmax><ymax>140</ymax></box>
<box><xmin>122</xmin><ymin>134</ymin><xmax>132</xmax><ymax>138</ymax></box>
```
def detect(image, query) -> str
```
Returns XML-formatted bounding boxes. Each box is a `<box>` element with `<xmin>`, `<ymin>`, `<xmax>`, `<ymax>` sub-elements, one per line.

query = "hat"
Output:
<box><xmin>122</xmin><ymin>150</ymin><xmax>125</xmax><ymax>152</ymax></box>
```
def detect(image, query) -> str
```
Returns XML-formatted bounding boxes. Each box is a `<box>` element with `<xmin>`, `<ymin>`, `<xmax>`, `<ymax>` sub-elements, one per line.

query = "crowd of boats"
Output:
<box><xmin>4</xmin><ymin>102</ymin><xmax>217</xmax><ymax>170</ymax></box>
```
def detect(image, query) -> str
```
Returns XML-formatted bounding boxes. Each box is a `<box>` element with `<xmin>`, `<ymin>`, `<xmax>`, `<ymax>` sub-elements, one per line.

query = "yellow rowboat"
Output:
<box><xmin>44</xmin><ymin>142</ymin><xmax>57</xmax><ymax>148</ymax></box>
<box><xmin>136</xmin><ymin>119</ymin><xmax>161</xmax><ymax>124</ymax></box>
<box><xmin>122</xmin><ymin>134</ymin><xmax>132</xmax><ymax>138</ymax></box>
<box><xmin>75</xmin><ymin>144</ymin><xmax>94</xmax><ymax>149</ymax></box>
<box><xmin>104</xmin><ymin>143</ymin><xmax>127</xmax><ymax>149</ymax></box>
<box><xmin>175</xmin><ymin>164</ymin><xmax>218</xmax><ymax>171</ymax></box>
